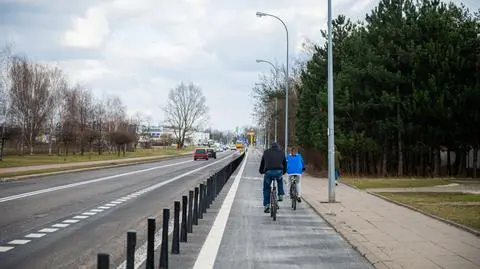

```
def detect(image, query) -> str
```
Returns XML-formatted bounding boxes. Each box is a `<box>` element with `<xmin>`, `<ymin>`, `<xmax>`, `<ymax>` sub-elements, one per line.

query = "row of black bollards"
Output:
<box><xmin>96</xmin><ymin>153</ymin><xmax>245</xmax><ymax>269</ymax></box>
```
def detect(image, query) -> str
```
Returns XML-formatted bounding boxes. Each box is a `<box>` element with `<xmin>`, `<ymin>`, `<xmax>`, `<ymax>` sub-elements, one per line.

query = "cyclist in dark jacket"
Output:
<box><xmin>259</xmin><ymin>142</ymin><xmax>286</xmax><ymax>213</ymax></box>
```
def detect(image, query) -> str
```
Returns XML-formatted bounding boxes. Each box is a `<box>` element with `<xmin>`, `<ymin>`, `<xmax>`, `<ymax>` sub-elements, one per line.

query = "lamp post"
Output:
<box><xmin>256</xmin><ymin>11</ymin><xmax>289</xmax><ymax>156</ymax></box>
<box><xmin>255</xmin><ymin>59</ymin><xmax>278</xmax><ymax>143</ymax></box>
<box><xmin>327</xmin><ymin>0</ymin><xmax>336</xmax><ymax>202</ymax></box>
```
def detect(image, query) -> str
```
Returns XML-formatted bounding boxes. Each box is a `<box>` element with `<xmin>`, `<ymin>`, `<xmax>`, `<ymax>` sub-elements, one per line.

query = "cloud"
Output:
<box><xmin>0</xmin><ymin>0</ymin><xmax>478</xmax><ymax>131</ymax></box>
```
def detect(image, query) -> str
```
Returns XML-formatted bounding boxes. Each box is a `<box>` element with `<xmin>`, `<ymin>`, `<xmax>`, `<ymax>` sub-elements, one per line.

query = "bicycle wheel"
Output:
<box><xmin>291</xmin><ymin>181</ymin><xmax>297</xmax><ymax>210</ymax></box>
<box><xmin>271</xmin><ymin>186</ymin><xmax>277</xmax><ymax>221</ymax></box>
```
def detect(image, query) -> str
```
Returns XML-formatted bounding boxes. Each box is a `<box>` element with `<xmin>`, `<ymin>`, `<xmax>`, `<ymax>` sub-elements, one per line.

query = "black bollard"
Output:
<box><xmin>181</xmin><ymin>196</ymin><xmax>188</xmax><ymax>242</ymax></box>
<box><xmin>215</xmin><ymin>173</ymin><xmax>219</xmax><ymax>196</ymax></box>
<box><xmin>146</xmin><ymin>218</ymin><xmax>155</xmax><ymax>269</ymax></box>
<box><xmin>202</xmin><ymin>181</ymin><xmax>207</xmax><ymax>214</ymax></box>
<box><xmin>188</xmin><ymin>190</ymin><xmax>193</xmax><ymax>232</ymax></box>
<box><xmin>199</xmin><ymin>184</ymin><xmax>204</xmax><ymax>219</ymax></box>
<box><xmin>126</xmin><ymin>230</ymin><xmax>136</xmax><ymax>269</ymax></box>
<box><xmin>97</xmin><ymin>253</ymin><xmax>110</xmax><ymax>269</ymax></box>
<box><xmin>172</xmin><ymin>201</ymin><xmax>180</xmax><ymax>254</ymax></box>
<box><xmin>193</xmin><ymin>187</ymin><xmax>199</xmax><ymax>225</ymax></box>
<box><xmin>159</xmin><ymin>208</ymin><xmax>169</xmax><ymax>269</ymax></box>
<box><xmin>206</xmin><ymin>177</ymin><xmax>211</xmax><ymax>208</ymax></box>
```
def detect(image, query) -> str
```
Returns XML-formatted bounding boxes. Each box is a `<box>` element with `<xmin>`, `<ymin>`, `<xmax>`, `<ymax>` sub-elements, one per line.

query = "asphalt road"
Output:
<box><xmin>0</xmin><ymin>150</ymin><xmax>238</xmax><ymax>269</ymax></box>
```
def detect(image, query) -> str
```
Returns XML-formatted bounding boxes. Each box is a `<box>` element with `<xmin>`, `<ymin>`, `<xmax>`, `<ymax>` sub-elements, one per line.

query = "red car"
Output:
<box><xmin>193</xmin><ymin>148</ymin><xmax>209</xmax><ymax>160</ymax></box>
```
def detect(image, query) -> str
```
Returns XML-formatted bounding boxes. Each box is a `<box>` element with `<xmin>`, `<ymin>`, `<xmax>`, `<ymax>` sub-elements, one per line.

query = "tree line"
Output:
<box><xmin>0</xmin><ymin>46</ymin><xmax>138</xmax><ymax>158</ymax></box>
<box><xmin>254</xmin><ymin>0</ymin><xmax>480</xmax><ymax>178</ymax></box>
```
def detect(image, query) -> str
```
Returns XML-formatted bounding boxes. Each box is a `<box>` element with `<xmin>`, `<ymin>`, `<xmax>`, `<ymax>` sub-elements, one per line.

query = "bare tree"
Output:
<box><xmin>8</xmin><ymin>57</ymin><xmax>55</xmax><ymax>155</ymax></box>
<box><xmin>45</xmin><ymin>67</ymin><xmax>67</xmax><ymax>155</ymax></box>
<box><xmin>163</xmin><ymin>82</ymin><xmax>209</xmax><ymax>149</ymax></box>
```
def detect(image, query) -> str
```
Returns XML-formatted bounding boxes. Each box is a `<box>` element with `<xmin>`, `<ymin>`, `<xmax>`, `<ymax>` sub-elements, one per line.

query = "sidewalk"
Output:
<box><xmin>302</xmin><ymin>176</ymin><xmax>480</xmax><ymax>269</ymax></box>
<box><xmin>0</xmin><ymin>153</ymin><xmax>190</xmax><ymax>174</ymax></box>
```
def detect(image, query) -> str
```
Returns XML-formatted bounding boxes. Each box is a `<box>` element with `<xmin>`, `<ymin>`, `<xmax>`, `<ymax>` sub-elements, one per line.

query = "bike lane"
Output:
<box><xmin>194</xmin><ymin>149</ymin><xmax>374</xmax><ymax>269</ymax></box>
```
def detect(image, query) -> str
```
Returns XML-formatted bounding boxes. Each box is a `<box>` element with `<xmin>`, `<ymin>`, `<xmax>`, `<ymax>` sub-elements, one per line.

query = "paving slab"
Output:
<box><xmin>302</xmin><ymin>176</ymin><xmax>480</xmax><ymax>269</ymax></box>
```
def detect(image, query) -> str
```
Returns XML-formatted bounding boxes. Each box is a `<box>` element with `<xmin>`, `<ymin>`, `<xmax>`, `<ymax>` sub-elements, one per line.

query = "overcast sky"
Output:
<box><xmin>1</xmin><ymin>0</ymin><xmax>477</xmax><ymax>131</ymax></box>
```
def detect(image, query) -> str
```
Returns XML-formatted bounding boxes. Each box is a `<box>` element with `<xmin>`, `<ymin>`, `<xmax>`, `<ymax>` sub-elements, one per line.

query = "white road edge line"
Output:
<box><xmin>38</xmin><ymin>228</ymin><xmax>58</xmax><ymax>233</ymax></box>
<box><xmin>192</xmin><ymin>152</ymin><xmax>248</xmax><ymax>269</ymax></box>
<box><xmin>0</xmin><ymin>160</ymin><xmax>193</xmax><ymax>203</ymax></box>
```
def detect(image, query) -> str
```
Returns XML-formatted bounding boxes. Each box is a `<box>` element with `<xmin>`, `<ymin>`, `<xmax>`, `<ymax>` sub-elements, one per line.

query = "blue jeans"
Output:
<box><xmin>263</xmin><ymin>170</ymin><xmax>285</xmax><ymax>207</ymax></box>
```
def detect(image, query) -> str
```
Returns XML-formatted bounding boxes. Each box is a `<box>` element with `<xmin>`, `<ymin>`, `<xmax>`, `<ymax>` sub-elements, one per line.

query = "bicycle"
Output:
<box><xmin>270</xmin><ymin>176</ymin><xmax>281</xmax><ymax>221</ymax></box>
<box><xmin>289</xmin><ymin>175</ymin><xmax>299</xmax><ymax>210</ymax></box>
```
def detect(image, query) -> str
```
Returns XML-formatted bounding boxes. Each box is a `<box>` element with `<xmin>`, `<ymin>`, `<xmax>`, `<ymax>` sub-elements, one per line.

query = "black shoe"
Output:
<box><xmin>278</xmin><ymin>195</ymin><xmax>284</xmax><ymax>202</ymax></box>
<box><xmin>264</xmin><ymin>206</ymin><xmax>270</xmax><ymax>213</ymax></box>
<box><xmin>297</xmin><ymin>197</ymin><xmax>302</xmax><ymax>203</ymax></box>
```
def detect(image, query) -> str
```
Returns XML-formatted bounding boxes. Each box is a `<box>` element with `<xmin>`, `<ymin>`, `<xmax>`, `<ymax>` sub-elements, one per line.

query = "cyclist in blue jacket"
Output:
<box><xmin>286</xmin><ymin>146</ymin><xmax>305</xmax><ymax>202</ymax></box>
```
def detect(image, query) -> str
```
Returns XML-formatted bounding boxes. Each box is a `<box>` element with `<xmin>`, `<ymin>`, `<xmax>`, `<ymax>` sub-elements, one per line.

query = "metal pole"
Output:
<box><xmin>274</xmin><ymin>98</ymin><xmax>278</xmax><ymax>142</ymax></box>
<box><xmin>327</xmin><ymin>0</ymin><xmax>336</xmax><ymax>202</ymax></box>
<box><xmin>284</xmin><ymin>25</ymin><xmax>289</xmax><ymax>156</ymax></box>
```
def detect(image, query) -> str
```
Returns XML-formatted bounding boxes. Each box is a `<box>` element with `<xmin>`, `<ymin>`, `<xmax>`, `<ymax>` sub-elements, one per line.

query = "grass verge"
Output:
<box><xmin>342</xmin><ymin>178</ymin><xmax>452</xmax><ymax>189</ymax></box>
<box><xmin>0</xmin><ymin>147</ymin><xmax>193</xmax><ymax>168</ymax></box>
<box><xmin>377</xmin><ymin>192</ymin><xmax>480</xmax><ymax>231</ymax></box>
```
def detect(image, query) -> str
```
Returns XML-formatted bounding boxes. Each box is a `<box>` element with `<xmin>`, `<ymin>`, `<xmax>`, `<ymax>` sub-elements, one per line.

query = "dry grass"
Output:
<box><xmin>0</xmin><ymin>147</ymin><xmax>193</xmax><ymax>168</ymax></box>
<box><xmin>378</xmin><ymin>192</ymin><xmax>480</xmax><ymax>231</ymax></box>
<box><xmin>342</xmin><ymin>178</ymin><xmax>452</xmax><ymax>189</ymax></box>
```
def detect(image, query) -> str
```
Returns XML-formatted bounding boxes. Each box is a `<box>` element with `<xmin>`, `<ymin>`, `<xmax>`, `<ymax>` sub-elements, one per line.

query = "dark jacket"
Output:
<box><xmin>259</xmin><ymin>143</ymin><xmax>287</xmax><ymax>174</ymax></box>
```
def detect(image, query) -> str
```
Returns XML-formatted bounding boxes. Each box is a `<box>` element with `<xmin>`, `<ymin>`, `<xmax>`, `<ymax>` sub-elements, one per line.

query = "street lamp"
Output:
<box><xmin>327</xmin><ymin>0</ymin><xmax>336</xmax><ymax>202</ymax></box>
<box><xmin>256</xmin><ymin>11</ymin><xmax>289</xmax><ymax>156</ymax></box>
<box><xmin>255</xmin><ymin>59</ymin><xmax>278</xmax><ymax>143</ymax></box>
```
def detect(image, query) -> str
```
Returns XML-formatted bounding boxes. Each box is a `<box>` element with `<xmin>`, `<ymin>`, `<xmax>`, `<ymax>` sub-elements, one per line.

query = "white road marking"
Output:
<box><xmin>0</xmin><ymin>160</ymin><xmax>193</xmax><ymax>203</ymax></box>
<box><xmin>63</xmin><ymin>219</ymin><xmax>79</xmax><ymax>224</ymax></box>
<box><xmin>82</xmin><ymin>212</ymin><xmax>97</xmax><ymax>216</ymax></box>
<box><xmin>98</xmin><ymin>206</ymin><xmax>110</xmax><ymax>209</ymax></box>
<box><xmin>105</xmin><ymin>203</ymin><xmax>116</xmax><ymax>206</ymax></box>
<box><xmin>8</xmin><ymin>240</ymin><xmax>30</xmax><ymax>245</ymax></box>
<box><xmin>193</xmin><ymin>153</ymin><xmax>248</xmax><ymax>269</ymax></box>
<box><xmin>52</xmin><ymin>223</ymin><xmax>70</xmax><ymax>228</ymax></box>
<box><xmin>111</xmin><ymin>201</ymin><xmax>122</xmax><ymax>204</ymax></box>
<box><xmin>73</xmin><ymin>215</ymin><xmax>89</xmax><ymax>219</ymax></box>
<box><xmin>38</xmin><ymin>228</ymin><xmax>58</xmax><ymax>233</ymax></box>
<box><xmin>25</xmin><ymin>233</ymin><xmax>45</xmax><ymax>238</ymax></box>
<box><xmin>91</xmin><ymin>209</ymin><xmax>104</xmax><ymax>212</ymax></box>
<box><xmin>0</xmin><ymin>246</ymin><xmax>14</xmax><ymax>252</ymax></box>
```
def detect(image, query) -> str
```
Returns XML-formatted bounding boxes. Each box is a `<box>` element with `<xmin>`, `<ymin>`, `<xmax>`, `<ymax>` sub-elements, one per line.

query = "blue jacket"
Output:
<box><xmin>286</xmin><ymin>153</ymin><xmax>305</xmax><ymax>174</ymax></box>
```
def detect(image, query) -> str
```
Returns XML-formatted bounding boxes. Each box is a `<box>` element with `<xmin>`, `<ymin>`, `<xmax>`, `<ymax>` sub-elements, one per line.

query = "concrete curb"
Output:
<box><xmin>367</xmin><ymin>191</ymin><xmax>480</xmax><ymax>237</ymax></box>
<box><xmin>301</xmin><ymin>196</ymin><xmax>382</xmax><ymax>268</ymax></box>
<box><xmin>0</xmin><ymin>153</ymin><xmax>191</xmax><ymax>182</ymax></box>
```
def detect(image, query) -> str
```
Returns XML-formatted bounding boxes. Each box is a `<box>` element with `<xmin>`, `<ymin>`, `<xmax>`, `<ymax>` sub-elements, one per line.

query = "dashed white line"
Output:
<box><xmin>0</xmin><ymin>246</ymin><xmax>14</xmax><ymax>252</ymax></box>
<box><xmin>63</xmin><ymin>219</ymin><xmax>80</xmax><ymax>224</ymax></box>
<box><xmin>98</xmin><ymin>206</ymin><xmax>110</xmax><ymax>209</ymax></box>
<box><xmin>83</xmin><ymin>212</ymin><xmax>97</xmax><ymax>216</ymax></box>
<box><xmin>105</xmin><ymin>203</ymin><xmax>116</xmax><ymax>206</ymax></box>
<box><xmin>38</xmin><ymin>228</ymin><xmax>58</xmax><ymax>233</ymax></box>
<box><xmin>91</xmin><ymin>209</ymin><xmax>104</xmax><ymax>212</ymax></box>
<box><xmin>25</xmin><ymin>233</ymin><xmax>46</xmax><ymax>238</ymax></box>
<box><xmin>73</xmin><ymin>215</ymin><xmax>89</xmax><ymax>219</ymax></box>
<box><xmin>8</xmin><ymin>240</ymin><xmax>30</xmax><ymax>245</ymax></box>
<box><xmin>111</xmin><ymin>201</ymin><xmax>122</xmax><ymax>204</ymax></box>
<box><xmin>52</xmin><ymin>223</ymin><xmax>70</xmax><ymax>228</ymax></box>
